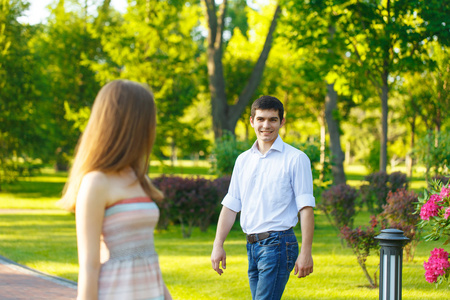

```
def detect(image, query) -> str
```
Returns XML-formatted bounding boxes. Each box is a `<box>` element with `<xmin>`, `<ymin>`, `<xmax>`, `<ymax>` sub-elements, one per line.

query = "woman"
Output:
<box><xmin>59</xmin><ymin>80</ymin><xmax>172</xmax><ymax>300</ymax></box>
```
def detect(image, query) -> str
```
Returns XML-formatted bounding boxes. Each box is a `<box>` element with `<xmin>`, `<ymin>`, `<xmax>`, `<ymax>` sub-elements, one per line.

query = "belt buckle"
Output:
<box><xmin>247</xmin><ymin>234</ymin><xmax>256</xmax><ymax>244</ymax></box>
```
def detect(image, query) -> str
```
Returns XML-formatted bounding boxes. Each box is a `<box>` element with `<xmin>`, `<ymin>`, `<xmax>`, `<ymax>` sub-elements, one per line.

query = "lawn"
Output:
<box><xmin>0</xmin><ymin>163</ymin><xmax>448</xmax><ymax>299</ymax></box>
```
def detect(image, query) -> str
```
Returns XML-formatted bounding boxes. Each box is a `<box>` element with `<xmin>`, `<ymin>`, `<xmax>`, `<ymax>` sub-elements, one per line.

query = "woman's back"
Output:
<box><xmin>99</xmin><ymin>195</ymin><xmax>164</xmax><ymax>300</ymax></box>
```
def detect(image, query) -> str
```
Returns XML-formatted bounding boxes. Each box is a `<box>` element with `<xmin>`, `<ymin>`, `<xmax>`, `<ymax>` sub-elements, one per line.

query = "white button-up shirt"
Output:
<box><xmin>222</xmin><ymin>135</ymin><xmax>315</xmax><ymax>234</ymax></box>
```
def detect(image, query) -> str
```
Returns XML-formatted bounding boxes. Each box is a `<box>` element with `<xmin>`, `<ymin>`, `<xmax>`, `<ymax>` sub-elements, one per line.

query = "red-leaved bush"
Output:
<box><xmin>380</xmin><ymin>188</ymin><xmax>420</xmax><ymax>261</ymax></box>
<box><xmin>360</xmin><ymin>171</ymin><xmax>408</xmax><ymax>214</ymax></box>
<box><xmin>319</xmin><ymin>184</ymin><xmax>358</xmax><ymax>234</ymax></box>
<box><xmin>340</xmin><ymin>216</ymin><xmax>382</xmax><ymax>288</ymax></box>
<box><xmin>153</xmin><ymin>175</ymin><xmax>230</xmax><ymax>237</ymax></box>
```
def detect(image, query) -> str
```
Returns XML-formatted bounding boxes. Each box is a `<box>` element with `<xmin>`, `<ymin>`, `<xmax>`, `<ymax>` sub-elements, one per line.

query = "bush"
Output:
<box><xmin>380</xmin><ymin>188</ymin><xmax>420</xmax><ymax>261</ymax></box>
<box><xmin>360</xmin><ymin>171</ymin><xmax>408</xmax><ymax>214</ymax></box>
<box><xmin>319</xmin><ymin>184</ymin><xmax>358</xmax><ymax>234</ymax></box>
<box><xmin>363</xmin><ymin>140</ymin><xmax>382</xmax><ymax>174</ymax></box>
<box><xmin>0</xmin><ymin>155</ymin><xmax>43</xmax><ymax>190</ymax></box>
<box><xmin>414</xmin><ymin>131</ymin><xmax>450</xmax><ymax>180</ymax></box>
<box><xmin>292</xmin><ymin>141</ymin><xmax>332</xmax><ymax>183</ymax></box>
<box><xmin>432</xmin><ymin>175</ymin><xmax>450</xmax><ymax>186</ymax></box>
<box><xmin>340</xmin><ymin>216</ymin><xmax>382</xmax><ymax>288</ymax></box>
<box><xmin>415</xmin><ymin>180</ymin><xmax>450</xmax><ymax>287</ymax></box>
<box><xmin>153</xmin><ymin>175</ymin><xmax>224</xmax><ymax>237</ymax></box>
<box><xmin>210</xmin><ymin>132</ymin><xmax>250</xmax><ymax>177</ymax></box>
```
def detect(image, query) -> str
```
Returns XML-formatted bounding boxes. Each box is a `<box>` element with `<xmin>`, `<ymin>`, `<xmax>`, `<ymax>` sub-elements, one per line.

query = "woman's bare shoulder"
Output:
<box><xmin>79</xmin><ymin>171</ymin><xmax>111</xmax><ymax>198</ymax></box>
<box><xmin>82</xmin><ymin>170</ymin><xmax>109</xmax><ymax>185</ymax></box>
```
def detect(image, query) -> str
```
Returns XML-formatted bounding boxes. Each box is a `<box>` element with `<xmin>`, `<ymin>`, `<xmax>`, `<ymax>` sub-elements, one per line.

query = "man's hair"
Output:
<box><xmin>251</xmin><ymin>95</ymin><xmax>284</xmax><ymax>122</ymax></box>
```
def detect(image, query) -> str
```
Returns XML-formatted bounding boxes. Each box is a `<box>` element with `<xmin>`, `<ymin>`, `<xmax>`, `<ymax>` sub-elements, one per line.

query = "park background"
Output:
<box><xmin>1</xmin><ymin>0</ymin><xmax>450</xmax><ymax>299</ymax></box>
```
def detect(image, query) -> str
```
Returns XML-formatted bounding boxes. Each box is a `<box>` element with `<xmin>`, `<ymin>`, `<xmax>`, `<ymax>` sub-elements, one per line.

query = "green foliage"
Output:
<box><xmin>64</xmin><ymin>102</ymin><xmax>90</xmax><ymax>132</ymax></box>
<box><xmin>0</xmin><ymin>155</ymin><xmax>43</xmax><ymax>187</ymax></box>
<box><xmin>414</xmin><ymin>131</ymin><xmax>450</xmax><ymax>178</ymax></box>
<box><xmin>0</xmin><ymin>0</ymin><xmax>47</xmax><ymax>186</ymax></box>
<box><xmin>292</xmin><ymin>141</ymin><xmax>331</xmax><ymax>182</ymax></box>
<box><xmin>91</xmin><ymin>0</ymin><xmax>205</xmax><ymax>159</ymax></box>
<box><xmin>210</xmin><ymin>132</ymin><xmax>250</xmax><ymax>177</ymax></box>
<box><xmin>363</xmin><ymin>139</ymin><xmax>382</xmax><ymax>174</ymax></box>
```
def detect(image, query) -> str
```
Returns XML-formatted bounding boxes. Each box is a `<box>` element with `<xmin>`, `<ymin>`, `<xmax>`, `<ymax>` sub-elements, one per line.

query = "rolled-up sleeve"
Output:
<box><xmin>292</xmin><ymin>152</ymin><xmax>315</xmax><ymax>211</ymax></box>
<box><xmin>221</xmin><ymin>157</ymin><xmax>242</xmax><ymax>213</ymax></box>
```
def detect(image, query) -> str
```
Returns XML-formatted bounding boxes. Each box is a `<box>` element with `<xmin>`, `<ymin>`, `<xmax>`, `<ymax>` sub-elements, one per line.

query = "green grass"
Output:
<box><xmin>1</xmin><ymin>210</ymin><xmax>448</xmax><ymax>299</ymax></box>
<box><xmin>1</xmin><ymin>163</ymin><xmax>447</xmax><ymax>299</ymax></box>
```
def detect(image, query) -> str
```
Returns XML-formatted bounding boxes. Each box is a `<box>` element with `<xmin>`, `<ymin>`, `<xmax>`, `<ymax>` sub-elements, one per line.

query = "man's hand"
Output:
<box><xmin>294</xmin><ymin>252</ymin><xmax>313</xmax><ymax>278</ymax></box>
<box><xmin>211</xmin><ymin>245</ymin><xmax>227</xmax><ymax>275</ymax></box>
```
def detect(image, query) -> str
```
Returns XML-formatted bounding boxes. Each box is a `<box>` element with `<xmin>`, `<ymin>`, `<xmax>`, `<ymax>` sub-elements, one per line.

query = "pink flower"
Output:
<box><xmin>424</xmin><ymin>248</ymin><xmax>450</xmax><ymax>283</ymax></box>
<box><xmin>444</xmin><ymin>207</ymin><xmax>450</xmax><ymax>220</ymax></box>
<box><xmin>430</xmin><ymin>248</ymin><xmax>449</xmax><ymax>260</ymax></box>
<box><xmin>441</xmin><ymin>187</ymin><xmax>450</xmax><ymax>199</ymax></box>
<box><xmin>420</xmin><ymin>198</ymin><xmax>442</xmax><ymax>220</ymax></box>
<box><xmin>429</xmin><ymin>194</ymin><xmax>443</xmax><ymax>204</ymax></box>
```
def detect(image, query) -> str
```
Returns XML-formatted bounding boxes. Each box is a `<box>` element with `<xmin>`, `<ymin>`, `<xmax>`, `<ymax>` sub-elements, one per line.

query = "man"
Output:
<box><xmin>211</xmin><ymin>95</ymin><xmax>315</xmax><ymax>300</ymax></box>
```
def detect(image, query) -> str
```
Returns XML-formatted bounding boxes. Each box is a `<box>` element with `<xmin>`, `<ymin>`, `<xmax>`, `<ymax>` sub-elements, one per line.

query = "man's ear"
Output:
<box><xmin>280</xmin><ymin>118</ymin><xmax>286</xmax><ymax>127</ymax></box>
<box><xmin>250</xmin><ymin>116</ymin><xmax>254</xmax><ymax>128</ymax></box>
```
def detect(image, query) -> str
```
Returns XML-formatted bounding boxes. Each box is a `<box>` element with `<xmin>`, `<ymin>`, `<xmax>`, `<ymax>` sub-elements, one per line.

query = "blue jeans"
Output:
<box><xmin>246</xmin><ymin>228</ymin><xmax>299</xmax><ymax>300</ymax></box>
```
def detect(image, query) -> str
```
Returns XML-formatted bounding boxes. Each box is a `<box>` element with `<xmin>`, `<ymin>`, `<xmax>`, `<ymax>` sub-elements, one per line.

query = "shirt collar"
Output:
<box><xmin>251</xmin><ymin>135</ymin><xmax>284</xmax><ymax>155</ymax></box>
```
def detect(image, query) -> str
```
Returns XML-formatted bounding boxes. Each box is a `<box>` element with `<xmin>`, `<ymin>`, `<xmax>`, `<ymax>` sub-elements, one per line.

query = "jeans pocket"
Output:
<box><xmin>286</xmin><ymin>241</ymin><xmax>299</xmax><ymax>272</ymax></box>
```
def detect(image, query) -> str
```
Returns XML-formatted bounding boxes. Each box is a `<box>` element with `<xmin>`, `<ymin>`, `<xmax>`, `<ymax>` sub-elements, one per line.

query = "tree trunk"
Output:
<box><xmin>357</xmin><ymin>257</ymin><xmax>376</xmax><ymax>288</ymax></box>
<box><xmin>379</xmin><ymin>0</ymin><xmax>391</xmax><ymax>173</ymax></box>
<box><xmin>380</xmin><ymin>72</ymin><xmax>389</xmax><ymax>173</ymax></box>
<box><xmin>318</xmin><ymin>111</ymin><xmax>326</xmax><ymax>182</ymax></box>
<box><xmin>282</xmin><ymin>91</ymin><xmax>289</xmax><ymax>139</ymax></box>
<box><xmin>203</xmin><ymin>0</ymin><xmax>281</xmax><ymax>138</ymax></box>
<box><xmin>406</xmin><ymin>115</ymin><xmax>416</xmax><ymax>178</ymax></box>
<box><xmin>346</xmin><ymin>141</ymin><xmax>351</xmax><ymax>164</ymax></box>
<box><xmin>325</xmin><ymin>83</ymin><xmax>346</xmax><ymax>185</ymax></box>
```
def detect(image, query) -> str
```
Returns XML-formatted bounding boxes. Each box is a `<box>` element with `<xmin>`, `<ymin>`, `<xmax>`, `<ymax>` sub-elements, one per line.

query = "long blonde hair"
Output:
<box><xmin>59</xmin><ymin>79</ymin><xmax>163</xmax><ymax>212</ymax></box>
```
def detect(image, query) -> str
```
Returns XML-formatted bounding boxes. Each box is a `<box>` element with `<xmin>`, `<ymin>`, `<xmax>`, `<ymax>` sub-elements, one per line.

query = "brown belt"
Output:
<box><xmin>246</xmin><ymin>232</ymin><xmax>271</xmax><ymax>244</ymax></box>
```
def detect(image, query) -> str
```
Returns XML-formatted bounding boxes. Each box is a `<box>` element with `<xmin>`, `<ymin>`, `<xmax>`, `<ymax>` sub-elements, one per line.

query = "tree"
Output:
<box><xmin>34</xmin><ymin>0</ymin><xmax>105</xmax><ymax>169</ymax></box>
<box><xmin>74</xmin><ymin>0</ymin><xmax>207</xmax><ymax>161</ymax></box>
<box><xmin>203</xmin><ymin>0</ymin><xmax>281</xmax><ymax>138</ymax></box>
<box><xmin>0</xmin><ymin>0</ymin><xmax>45</xmax><ymax>186</ymax></box>
<box><xmin>279</xmin><ymin>0</ymin><xmax>356</xmax><ymax>185</ymax></box>
<box><xmin>344</xmin><ymin>0</ymin><xmax>450</xmax><ymax>172</ymax></box>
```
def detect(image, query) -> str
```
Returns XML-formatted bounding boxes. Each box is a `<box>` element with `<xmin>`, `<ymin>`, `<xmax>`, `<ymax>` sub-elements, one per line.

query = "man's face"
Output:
<box><xmin>250</xmin><ymin>109</ymin><xmax>285</xmax><ymax>144</ymax></box>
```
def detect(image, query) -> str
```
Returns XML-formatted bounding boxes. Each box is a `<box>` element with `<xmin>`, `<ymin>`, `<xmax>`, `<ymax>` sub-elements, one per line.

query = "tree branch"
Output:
<box><xmin>231</xmin><ymin>4</ymin><xmax>281</xmax><ymax>124</ymax></box>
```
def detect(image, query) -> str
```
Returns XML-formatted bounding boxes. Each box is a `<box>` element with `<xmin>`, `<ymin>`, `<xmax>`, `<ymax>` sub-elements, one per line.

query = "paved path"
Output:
<box><xmin>0</xmin><ymin>255</ymin><xmax>77</xmax><ymax>300</ymax></box>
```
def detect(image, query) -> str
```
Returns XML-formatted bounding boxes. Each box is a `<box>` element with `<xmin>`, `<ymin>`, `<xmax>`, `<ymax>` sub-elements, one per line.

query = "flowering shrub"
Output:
<box><xmin>419</xmin><ymin>194</ymin><xmax>443</xmax><ymax>221</ymax></box>
<box><xmin>340</xmin><ymin>216</ymin><xmax>382</xmax><ymax>288</ymax></box>
<box><xmin>415</xmin><ymin>180</ymin><xmax>450</xmax><ymax>286</ymax></box>
<box><xmin>424</xmin><ymin>248</ymin><xmax>450</xmax><ymax>284</ymax></box>
<box><xmin>380</xmin><ymin>189</ymin><xmax>420</xmax><ymax>261</ymax></box>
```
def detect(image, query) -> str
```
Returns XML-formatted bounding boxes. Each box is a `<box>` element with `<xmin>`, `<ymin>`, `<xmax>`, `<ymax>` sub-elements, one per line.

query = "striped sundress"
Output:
<box><xmin>98</xmin><ymin>197</ymin><xmax>165</xmax><ymax>300</ymax></box>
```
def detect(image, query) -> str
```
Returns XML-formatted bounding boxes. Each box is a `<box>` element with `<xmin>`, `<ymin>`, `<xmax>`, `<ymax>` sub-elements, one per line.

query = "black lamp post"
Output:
<box><xmin>375</xmin><ymin>229</ymin><xmax>409</xmax><ymax>300</ymax></box>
